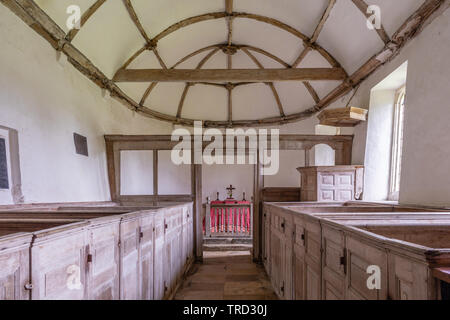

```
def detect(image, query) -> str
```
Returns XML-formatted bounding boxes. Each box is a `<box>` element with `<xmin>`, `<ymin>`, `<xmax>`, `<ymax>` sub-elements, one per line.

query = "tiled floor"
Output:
<box><xmin>174</xmin><ymin>251</ymin><xmax>278</xmax><ymax>300</ymax></box>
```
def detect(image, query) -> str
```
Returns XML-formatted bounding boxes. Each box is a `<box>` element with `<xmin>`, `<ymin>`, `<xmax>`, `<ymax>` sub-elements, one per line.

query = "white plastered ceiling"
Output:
<box><xmin>34</xmin><ymin>0</ymin><xmax>426</xmax><ymax>124</ymax></box>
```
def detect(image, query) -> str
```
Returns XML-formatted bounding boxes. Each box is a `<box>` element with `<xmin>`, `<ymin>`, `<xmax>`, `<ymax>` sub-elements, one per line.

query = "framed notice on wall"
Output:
<box><xmin>0</xmin><ymin>138</ymin><xmax>9</xmax><ymax>189</ymax></box>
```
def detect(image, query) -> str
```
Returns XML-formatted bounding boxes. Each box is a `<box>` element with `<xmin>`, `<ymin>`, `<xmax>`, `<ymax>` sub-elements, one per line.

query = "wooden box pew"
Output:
<box><xmin>321</xmin><ymin>219</ymin><xmax>450</xmax><ymax>300</ymax></box>
<box><xmin>295</xmin><ymin>214</ymin><xmax>450</xmax><ymax>300</ymax></box>
<box><xmin>0</xmin><ymin>233</ymin><xmax>33</xmax><ymax>300</ymax></box>
<box><xmin>262</xmin><ymin>204</ymin><xmax>419</xmax><ymax>293</ymax></box>
<box><xmin>0</xmin><ymin>202</ymin><xmax>194</xmax><ymax>300</ymax></box>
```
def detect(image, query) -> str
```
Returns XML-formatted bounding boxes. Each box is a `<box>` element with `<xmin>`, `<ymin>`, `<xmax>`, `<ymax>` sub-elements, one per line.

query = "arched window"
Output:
<box><xmin>389</xmin><ymin>86</ymin><xmax>406</xmax><ymax>200</ymax></box>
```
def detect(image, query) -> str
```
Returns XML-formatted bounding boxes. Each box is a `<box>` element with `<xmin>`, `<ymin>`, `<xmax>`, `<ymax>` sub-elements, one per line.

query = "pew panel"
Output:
<box><xmin>0</xmin><ymin>233</ymin><xmax>32</xmax><ymax>300</ymax></box>
<box><xmin>139</xmin><ymin>212</ymin><xmax>155</xmax><ymax>300</ymax></box>
<box><xmin>119</xmin><ymin>215</ymin><xmax>140</xmax><ymax>300</ymax></box>
<box><xmin>31</xmin><ymin>223</ymin><xmax>90</xmax><ymax>300</ymax></box>
<box><xmin>87</xmin><ymin>217</ymin><xmax>121</xmax><ymax>300</ymax></box>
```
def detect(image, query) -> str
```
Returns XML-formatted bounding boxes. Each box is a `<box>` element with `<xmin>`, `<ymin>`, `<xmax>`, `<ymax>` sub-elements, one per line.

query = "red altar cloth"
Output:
<box><xmin>203</xmin><ymin>200</ymin><xmax>251</xmax><ymax>234</ymax></box>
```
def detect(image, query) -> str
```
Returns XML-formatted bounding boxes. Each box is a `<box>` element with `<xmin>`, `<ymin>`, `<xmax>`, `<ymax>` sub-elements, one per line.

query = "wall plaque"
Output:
<box><xmin>73</xmin><ymin>133</ymin><xmax>89</xmax><ymax>157</ymax></box>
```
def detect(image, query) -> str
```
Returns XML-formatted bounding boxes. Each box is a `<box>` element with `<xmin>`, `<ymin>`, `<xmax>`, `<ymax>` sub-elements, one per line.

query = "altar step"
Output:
<box><xmin>203</xmin><ymin>243</ymin><xmax>253</xmax><ymax>252</ymax></box>
<box><xmin>203</xmin><ymin>237</ymin><xmax>252</xmax><ymax>252</ymax></box>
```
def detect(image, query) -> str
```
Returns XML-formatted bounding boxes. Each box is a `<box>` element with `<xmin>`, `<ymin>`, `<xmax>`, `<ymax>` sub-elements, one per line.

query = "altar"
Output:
<box><xmin>203</xmin><ymin>185</ymin><xmax>253</xmax><ymax>237</ymax></box>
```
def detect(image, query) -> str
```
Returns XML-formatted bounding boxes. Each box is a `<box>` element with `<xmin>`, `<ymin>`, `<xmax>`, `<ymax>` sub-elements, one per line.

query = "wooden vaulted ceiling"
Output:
<box><xmin>1</xmin><ymin>0</ymin><xmax>446</xmax><ymax>127</ymax></box>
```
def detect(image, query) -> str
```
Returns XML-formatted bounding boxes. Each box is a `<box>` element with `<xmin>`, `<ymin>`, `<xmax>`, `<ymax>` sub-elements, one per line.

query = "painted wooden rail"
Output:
<box><xmin>0</xmin><ymin>203</ymin><xmax>194</xmax><ymax>300</ymax></box>
<box><xmin>204</xmin><ymin>201</ymin><xmax>253</xmax><ymax>238</ymax></box>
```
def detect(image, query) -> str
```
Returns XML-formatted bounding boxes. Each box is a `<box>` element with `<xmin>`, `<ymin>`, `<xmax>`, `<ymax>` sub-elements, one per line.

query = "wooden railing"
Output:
<box><xmin>204</xmin><ymin>202</ymin><xmax>253</xmax><ymax>237</ymax></box>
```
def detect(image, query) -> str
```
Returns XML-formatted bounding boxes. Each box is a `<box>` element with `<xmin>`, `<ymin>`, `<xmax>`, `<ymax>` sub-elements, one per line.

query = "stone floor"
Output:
<box><xmin>174</xmin><ymin>251</ymin><xmax>278</xmax><ymax>300</ymax></box>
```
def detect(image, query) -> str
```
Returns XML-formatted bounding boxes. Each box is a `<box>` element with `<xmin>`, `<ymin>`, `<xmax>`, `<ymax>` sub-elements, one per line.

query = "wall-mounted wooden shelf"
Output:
<box><xmin>318</xmin><ymin>107</ymin><xmax>368</xmax><ymax>127</ymax></box>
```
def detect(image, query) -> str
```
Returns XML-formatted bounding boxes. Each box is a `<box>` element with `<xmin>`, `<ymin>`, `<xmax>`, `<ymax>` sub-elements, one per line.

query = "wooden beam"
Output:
<box><xmin>113</xmin><ymin>68</ymin><xmax>347</xmax><ymax>82</ymax></box>
<box><xmin>311</xmin><ymin>0</ymin><xmax>336</xmax><ymax>43</ymax></box>
<box><xmin>351</xmin><ymin>0</ymin><xmax>391</xmax><ymax>44</ymax></box>
<box><xmin>225</xmin><ymin>0</ymin><xmax>233</xmax><ymax>14</ymax></box>
<box><xmin>292</xmin><ymin>0</ymin><xmax>336</xmax><ymax>68</ymax></box>
<box><xmin>66</xmin><ymin>0</ymin><xmax>107</xmax><ymax>42</ymax></box>
<box><xmin>226</xmin><ymin>0</ymin><xmax>234</xmax><ymax>46</ymax></box>
<box><xmin>303</xmin><ymin>81</ymin><xmax>320</xmax><ymax>104</ymax></box>
<box><xmin>227</xmin><ymin>85</ymin><xmax>233</xmax><ymax>123</ymax></box>
<box><xmin>123</xmin><ymin>0</ymin><xmax>150</xmax><ymax>43</ymax></box>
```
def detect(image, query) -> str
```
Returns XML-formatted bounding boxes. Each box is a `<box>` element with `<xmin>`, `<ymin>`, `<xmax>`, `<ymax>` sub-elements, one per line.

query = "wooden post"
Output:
<box><xmin>250</xmin><ymin>203</ymin><xmax>254</xmax><ymax>238</ymax></box>
<box><xmin>105</xmin><ymin>139</ymin><xmax>117</xmax><ymax>202</ymax></box>
<box><xmin>205</xmin><ymin>203</ymin><xmax>211</xmax><ymax>237</ymax></box>
<box><xmin>253</xmin><ymin>153</ymin><xmax>263</xmax><ymax>262</ymax></box>
<box><xmin>193</xmin><ymin>164</ymin><xmax>203</xmax><ymax>262</ymax></box>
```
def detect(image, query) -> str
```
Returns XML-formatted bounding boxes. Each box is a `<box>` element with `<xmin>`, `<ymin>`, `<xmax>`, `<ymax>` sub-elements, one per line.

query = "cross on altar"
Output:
<box><xmin>226</xmin><ymin>184</ymin><xmax>236</xmax><ymax>199</ymax></box>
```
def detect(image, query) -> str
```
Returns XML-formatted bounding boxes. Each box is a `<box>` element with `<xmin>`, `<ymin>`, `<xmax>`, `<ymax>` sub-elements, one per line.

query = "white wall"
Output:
<box><xmin>264</xmin><ymin>150</ymin><xmax>305</xmax><ymax>188</ymax></box>
<box><xmin>0</xmin><ymin>6</ymin><xmax>173</xmax><ymax>204</ymax></box>
<box><xmin>202</xmin><ymin>164</ymin><xmax>254</xmax><ymax>202</ymax></box>
<box><xmin>399</xmin><ymin>7</ymin><xmax>450</xmax><ymax>206</ymax></box>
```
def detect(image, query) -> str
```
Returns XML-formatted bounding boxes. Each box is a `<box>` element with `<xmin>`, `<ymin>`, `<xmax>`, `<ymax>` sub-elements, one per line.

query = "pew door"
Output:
<box><xmin>153</xmin><ymin>213</ymin><xmax>165</xmax><ymax>300</ymax></box>
<box><xmin>31</xmin><ymin>223</ymin><xmax>89</xmax><ymax>300</ymax></box>
<box><xmin>182</xmin><ymin>205</ymin><xmax>194</xmax><ymax>267</ymax></box>
<box><xmin>303</xmin><ymin>219</ymin><xmax>322</xmax><ymax>300</ymax></box>
<box><xmin>0</xmin><ymin>234</ymin><xmax>32</xmax><ymax>300</ymax></box>
<box><xmin>322</xmin><ymin>225</ymin><xmax>346</xmax><ymax>300</ymax></box>
<box><xmin>163</xmin><ymin>208</ymin><xmax>183</xmax><ymax>298</ymax></box>
<box><xmin>292</xmin><ymin>216</ymin><xmax>305</xmax><ymax>300</ymax></box>
<box><xmin>345</xmin><ymin>236</ymin><xmax>388</xmax><ymax>300</ymax></box>
<box><xmin>269</xmin><ymin>210</ymin><xmax>293</xmax><ymax>299</ymax></box>
<box><xmin>388</xmin><ymin>253</ymin><xmax>430</xmax><ymax>300</ymax></box>
<box><xmin>119</xmin><ymin>215</ymin><xmax>140</xmax><ymax>300</ymax></box>
<box><xmin>139</xmin><ymin>213</ymin><xmax>154</xmax><ymax>300</ymax></box>
<box><xmin>87</xmin><ymin>217</ymin><xmax>121</xmax><ymax>300</ymax></box>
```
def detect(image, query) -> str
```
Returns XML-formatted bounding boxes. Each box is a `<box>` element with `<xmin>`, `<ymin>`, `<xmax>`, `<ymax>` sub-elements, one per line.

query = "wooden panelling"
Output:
<box><xmin>262</xmin><ymin>188</ymin><xmax>301</xmax><ymax>202</ymax></box>
<box><xmin>298</xmin><ymin>166</ymin><xmax>364</xmax><ymax>202</ymax></box>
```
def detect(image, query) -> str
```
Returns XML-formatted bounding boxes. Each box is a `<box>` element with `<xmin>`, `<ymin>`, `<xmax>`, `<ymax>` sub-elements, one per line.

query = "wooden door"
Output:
<box><xmin>0</xmin><ymin>234</ymin><xmax>32</xmax><ymax>300</ymax></box>
<box><xmin>164</xmin><ymin>208</ymin><xmax>183</xmax><ymax>297</ymax></box>
<box><xmin>153</xmin><ymin>213</ymin><xmax>165</xmax><ymax>300</ymax></box>
<box><xmin>269</xmin><ymin>210</ymin><xmax>292</xmax><ymax>299</ymax></box>
<box><xmin>31</xmin><ymin>224</ymin><xmax>89</xmax><ymax>300</ymax></box>
<box><xmin>345</xmin><ymin>236</ymin><xmax>388</xmax><ymax>300</ymax></box>
<box><xmin>321</xmin><ymin>225</ymin><xmax>346</xmax><ymax>300</ymax></box>
<box><xmin>303</xmin><ymin>220</ymin><xmax>322</xmax><ymax>300</ymax></box>
<box><xmin>87</xmin><ymin>218</ymin><xmax>120</xmax><ymax>300</ymax></box>
<box><xmin>292</xmin><ymin>216</ymin><xmax>305</xmax><ymax>300</ymax></box>
<box><xmin>139</xmin><ymin>212</ymin><xmax>154</xmax><ymax>300</ymax></box>
<box><xmin>119</xmin><ymin>215</ymin><xmax>140</xmax><ymax>300</ymax></box>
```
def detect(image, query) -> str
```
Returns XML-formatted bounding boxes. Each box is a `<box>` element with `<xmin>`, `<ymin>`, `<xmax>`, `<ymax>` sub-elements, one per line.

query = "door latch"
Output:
<box><xmin>24</xmin><ymin>283</ymin><xmax>34</xmax><ymax>290</ymax></box>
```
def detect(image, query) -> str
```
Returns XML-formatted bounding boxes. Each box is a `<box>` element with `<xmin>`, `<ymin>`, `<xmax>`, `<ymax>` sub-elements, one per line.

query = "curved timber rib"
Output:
<box><xmin>351</xmin><ymin>0</ymin><xmax>391</xmax><ymax>45</ymax></box>
<box><xmin>241</xmin><ymin>48</ymin><xmax>285</xmax><ymax>118</ymax></box>
<box><xmin>116</xmin><ymin>11</ymin><xmax>345</xmax><ymax>77</ymax></box>
<box><xmin>176</xmin><ymin>47</ymin><xmax>221</xmax><ymax>119</ymax></box>
<box><xmin>1</xmin><ymin>0</ymin><xmax>445</xmax><ymax>127</ymax></box>
<box><xmin>65</xmin><ymin>0</ymin><xmax>107</xmax><ymax>43</ymax></box>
